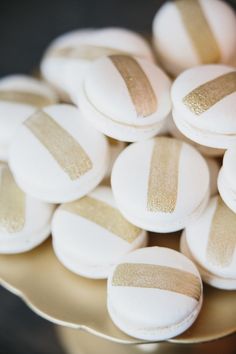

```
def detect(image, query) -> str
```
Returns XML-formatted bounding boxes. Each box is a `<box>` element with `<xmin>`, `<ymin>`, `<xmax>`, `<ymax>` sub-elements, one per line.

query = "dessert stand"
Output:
<box><xmin>0</xmin><ymin>232</ymin><xmax>235</xmax><ymax>353</ymax></box>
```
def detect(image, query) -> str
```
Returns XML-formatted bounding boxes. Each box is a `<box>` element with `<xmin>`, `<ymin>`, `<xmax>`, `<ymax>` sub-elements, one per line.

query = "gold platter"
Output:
<box><xmin>0</xmin><ymin>233</ymin><xmax>235</xmax><ymax>345</ymax></box>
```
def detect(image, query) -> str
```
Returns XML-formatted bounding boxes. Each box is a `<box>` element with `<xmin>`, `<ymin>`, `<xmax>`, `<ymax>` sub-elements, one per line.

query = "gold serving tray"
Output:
<box><xmin>0</xmin><ymin>233</ymin><xmax>235</xmax><ymax>345</ymax></box>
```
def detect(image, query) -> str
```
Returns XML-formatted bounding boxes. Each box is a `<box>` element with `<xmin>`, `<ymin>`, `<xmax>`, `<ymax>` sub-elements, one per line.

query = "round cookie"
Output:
<box><xmin>111</xmin><ymin>137</ymin><xmax>210</xmax><ymax>232</ymax></box>
<box><xmin>52</xmin><ymin>186</ymin><xmax>147</xmax><ymax>279</ymax></box>
<box><xmin>168</xmin><ymin>114</ymin><xmax>225</xmax><ymax>157</ymax></box>
<box><xmin>41</xmin><ymin>28</ymin><xmax>154</xmax><ymax>101</ymax></box>
<box><xmin>218</xmin><ymin>148</ymin><xmax>236</xmax><ymax>213</ymax></box>
<box><xmin>181</xmin><ymin>196</ymin><xmax>236</xmax><ymax>290</ymax></box>
<box><xmin>0</xmin><ymin>74</ymin><xmax>57</xmax><ymax>161</ymax></box>
<box><xmin>107</xmin><ymin>246</ymin><xmax>203</xmax><ymax>340</ymax></box>
<box><xmin>171</xmin><ymin>65</ymin><xmax>236</xmax><ymax>149</ymax></box>
<box><xmin>0</xmin><ymin>164</ymin><xmax>54</xmax><ymax>254</ymax></box>
<box><xmin>9</xmin><ymin>104</ymin><xmax>109</xmax><ymax>203</ymax></box>
<box><xmin>153</xmin><ymin>0</ymin><xmax>236</xmax><ymax>77</ymax></box>
<box><xmin>77</xmin><ymin>55</ymin><xmax>171</xmax><ymax>142</ymax></box>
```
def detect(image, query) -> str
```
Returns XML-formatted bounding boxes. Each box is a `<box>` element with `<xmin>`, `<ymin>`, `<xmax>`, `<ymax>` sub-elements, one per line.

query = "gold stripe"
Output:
<box><xmin>183</xmin><ymin>72</ymin><xmax>236</xmax><ymax>115</ymax></box>
<box><xmin>62</xmin><ymin>196</ymin><xmax>141</xmax><ymax>243</ymax></box>
<box><xmin>0</xmin><ymin>166</ymin><xmax>25</xmax><ymax>233</ymax></box>
<box><xmin>24</xmin><ymin>110</ymin><xmax>92</xmax><ymax>180</ymax></box>
<box><xmin>112</xmin><ymin>263</ymin><xmax>201</xmax><ymax>301</ymax></box>
<box><xmin>147</xmin><ymin>138</ymin><xmax>182</xmax><ymax>213</ymax></box>
<box><xmin>48</xmin><ymin>45</ymin><xmax>124</xmax><ymax>61</ymax></box>
<box><xmin>0</xmin><ymin>90</ymin><xmax>54</xmax><ymax>107</ymax></box>
<box><xmin>175</xmin><ymin>0</ymin><xmax>221</xmax><ymax>64</ymax></box>
<box><xmin>207</xmin><ymin>197</ymin><xmax>236</xmax><ymax>267</ymax></box>
<box><xmin>110</xmin><ymin>55</ymin><xmax>157</xmax><ymax>117</ymax></box>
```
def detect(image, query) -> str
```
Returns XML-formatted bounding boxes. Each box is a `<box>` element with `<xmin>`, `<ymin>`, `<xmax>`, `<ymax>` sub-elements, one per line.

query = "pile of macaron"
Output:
<box><xmin>0</xmin><ymin>0</ymin><xmax>236</xmax><ymax>342</ymax></box>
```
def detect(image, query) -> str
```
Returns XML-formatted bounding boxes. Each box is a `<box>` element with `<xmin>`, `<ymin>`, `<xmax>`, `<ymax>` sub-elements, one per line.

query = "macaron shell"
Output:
<box><xmin>0</xmin><ymin>165</ymin><xmax>54</xmax><ymax>254</ymax></box>
<box><xmin>9</xmin><ymin>104</ymin><xmax>109</xmax><ymax>203</ymax></box>
<box><xmin>107</xmin><ymin>247</ymin><xmax>203</xmax><ymax>340</ymax></box>
<box><xmin>0</xmin><ymin>75</ymin><xmax>58</xmax><ymax>161</ymax></box>
<box><xmin>81</xmin><ymin>56</ymin><xmax>171</xmax><ymax>125</ymax></box>
<box><xmin>111</xmin><ymin>137</ymin><xmax>209</xmax><ymax>232</ymax></box>
<box><xmin>52</xmin><ymin>186</ymin><xmax>147</xmax><ymax>279</ymax></box>
<box><xmin>171</xmin><ymin>65</ymin><xmax>236</xmax><ymax>134</ymax></box>
<box><xmin>218</xmin><ymin>168</ymin><xmax>236</xmax><ymax>213</ymax></box>
<box><xmin>153</xmin><ymin>0</ymin><xmax>236</xmax><ymax>76</ymax></box>
<box><xmin>180</xmin><ymin>231</ymin><xmax>236</xmax><ymax>290</ymax></box>
<box><xmin>184</xmin><ymin>196</ymin><xmax>236</xmax><ymax>279</ymax></box>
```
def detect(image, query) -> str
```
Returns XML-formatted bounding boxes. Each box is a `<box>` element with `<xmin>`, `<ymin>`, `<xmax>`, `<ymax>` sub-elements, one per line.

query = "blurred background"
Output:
<box><xmin>0</xmin><ymin>0</ymin><xmax>236</xmax><ymax>353</ymax></box>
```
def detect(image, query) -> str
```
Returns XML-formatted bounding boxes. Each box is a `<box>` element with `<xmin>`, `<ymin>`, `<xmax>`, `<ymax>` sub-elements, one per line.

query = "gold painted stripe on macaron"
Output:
<box><xmin>110</xmin><ymin>55</ymin><xmax>157</xmax><ymax>117</ymax></box>
<box><xmin>24</xmin><ymin>110</ymin><xmax>92</xmax><ymax>180</ymax></box>
<box><xmin>48</xmin><ymin>45</ymin><xmax>124</xmax><ymax>61</ymax></box>
<box><xmin>0</xmin><ymin>90</ymin><xmax>53</xmax><ymax>107</ymax></box>
<box><xmin>112</xmin><ymin>263</ymin><xmax>201</xmax><ymax>301</ymax></box>
<box><xmin>0</xmin><ymin>166</ymin><xmax>25</xmax><ymax>233</ymax></box>
<box><xmin>62</xmin><ymin>196</ymin><xmax>141</xmax><ymax>243</ymax></box>
<box><xmin>183</xmin><ymin>71</ymin><xmax>236</xmax><ymax>115</ymax></box>
<box><xmin>207</xmin><ymin>197</ymin><xmax>236</xmax><ymax>267</ymax></box>
<box><xmin>147</xmin><ymin>138</ymin><xmax>182</xmax><ymax>213</ymax></box>
<box><xmin>175</xmin><ymin>0</ymin><xmax>221</xmax><ymax>64</ymax></box>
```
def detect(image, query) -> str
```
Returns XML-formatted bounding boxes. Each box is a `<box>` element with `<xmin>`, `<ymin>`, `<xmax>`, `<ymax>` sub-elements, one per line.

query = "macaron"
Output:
<box><xmin>41</xmin><ymin>28</ymin><xmax>154</xmax><ymax>101</ymax></box>
<box><xmin>9</xmin><ymin>104</ymin><xmax>109</xmax><ymax>203</ymax></box>
<box><xmin>171</xmin><ymin>65</ymin><xmax>236</xmax><ymax>149</ymax></box>
<box><xmin>168</xmin><ymin>114</ymin><xmax>225</xmax><ymax>157</ymax></box>
<box><xmin>218</xmin><ymin>148</ymin><xmax>236</xmax><ymax>213</ymax></box>
<box><xmin>77</xmin><ymin>55</ymin><xmax>172</xmax><ymax>142</ymax></box>
<box><xmin>111</xmin><ymin>136</ymin><xmax>210</xmax><ymax>232</ymax></box>
<box><xmin>0</xmin><ymin>74</ymin><xmax>57</xmax><ymax>161</ymax></box>
<box><xmin>180</xmin><ymin>196</ymin><xmax>236</xmax><ymax>290</ymax></box>
<box><xmin>107</xmin><ymin>246</ymin><xmax>203</xmax><ymax>340</ymax></box>
<box><xmin>52</xmin><ymin>186</ymin><xmax>147</xmax><ymax>279</ymax></box>
<box><xmin>153</xmin><ymin>0</ymin><xmax>236</xmax><ymax>77</ymax></box>
<box><xmin>0</xmin><ymin>163</ymin><xmax>54</xmax><ymax>254</ymax></box>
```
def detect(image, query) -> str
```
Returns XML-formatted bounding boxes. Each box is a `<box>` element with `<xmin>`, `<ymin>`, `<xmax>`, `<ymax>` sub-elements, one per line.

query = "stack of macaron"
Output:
<box><xmin>1</xmin><ymin>0</ymin><xmax>236</xmax><ymax>342</ymax></box>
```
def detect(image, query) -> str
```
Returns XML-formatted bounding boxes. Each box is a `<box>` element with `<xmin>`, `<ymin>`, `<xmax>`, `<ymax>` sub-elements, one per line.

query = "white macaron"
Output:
<box><xmin>41</xmin><ymin>27</ymin><xmax>154</xmax><ymax>101</ymax></box>
<box><xmin>0</xmin><ymin>163</ymin><xmax>54</xmax><ymax>254</ymax></box>
<box><xmin>218</xmin><ymin>148</ymin><xmax>236</xmax><ymax>213</ymax></box>
<box><xmin>77</xmin><ymin>55</ymin><xmax>172</xmax><ymax>142</ymax></box>
<box><xmin>181</xmin><ymin>196</ymin><xmax>236</xmax><ymax>290</ymax></box>
<box><xmin>153</xmin><ymin>0</ymin><xmax>236</xmax><ymax>77</ymax></box>
<box><xmin>9</xmin><ymin>104</ymin><xmax>109</xmax><ymax>203</ymax></box>
<box><xmin>52</xmin><ymin>186</ymin><xmax>147</xmax><ymax>279</ymax></box>
<box><xmin>107</xmin><ymin>246</ymin><xmax>203</xmax><ymax>341</ymax></box>
<box><xmin>168</xmin><ymin>114</ymin><xmax>225</xmax><ymax>157</ymax></box>
<box><xmin>171</xmin><ymin>65</ymin><xmax>236</xmax><ymax>149</ymax></box>
<box><xmin>0</xmin><ymin>74</ymin><xmax>57</xmax><ymax>161</ymax></box>
<box><xmin>111</xmin><ymin>136</ymin><xmax>210</xmax><ymax>233</ymax></box>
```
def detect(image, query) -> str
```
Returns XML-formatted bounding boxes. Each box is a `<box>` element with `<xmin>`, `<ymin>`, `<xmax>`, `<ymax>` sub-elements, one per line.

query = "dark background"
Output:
<box><xmin>0</xmin><ymin>0</ymin><xmax>236</xmax><ymax>76</ymax></box>
<box><xmin>0</xmin><ymin>1</ymin><xmax>236</xmax><ymax>353</ymax></box>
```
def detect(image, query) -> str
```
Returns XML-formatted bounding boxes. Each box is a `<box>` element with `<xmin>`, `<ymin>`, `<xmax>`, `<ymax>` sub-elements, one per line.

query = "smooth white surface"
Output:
<box><xmin>168</xmin><ymin>114</ymin><xmax>225</xmax><ymax>157</ymax></box>
<box><xmin>77</xmin><ymin>56</ymin><xmax>171</xmax><ymax>141</ymax></box>
<box><xmin>0</xmin><ymin>164</ymin><xmax>54</xmax><ymax>254</ymax></box>
<box><xmin>41</xmin><ymin>28</ymin><xmax>154</xmax><ymax>101</ymax></box>
<box><xmin>181</xmin><ymin>231</ymin><xmax>236</xmax><ymax>290</ymax></box>
<box><xmin>9</xmin><ymin>104</ymin><xmax>109</xmax><ymax>203</ymax></box>
<box><xmin>107</xmin><ymin>247</ymin><xmax>203</xmax><ymax>340</ymax></box>
<box><xmin>218</xmin><ymin>148</ymin><xmax>236</xmax><ymax>212</ymax></box>
<box><xmin>52</xmin><ymin>186</ymin><xmax>147</xmax><ymax>279</ymax></box>
<box><xmin>0</xmin><ymin>75</ymin><xmax>57</xmax><ymax>161</ymax></box>
<box><xmin>111</xmin><ymin>137</ymin><xmax>210</xmax><ymax>232</ymax></box>
<box><xmin>152</xmin><ymin>0</ymin><xmax>236</xmax><ymax>76</ymax></box>
<box><xmin>171</xmin><ymin>65</ymin><xmax>236</xmax><ymax>148</ymax></box>
<box><xmin>184</xmin><ymin>196</ymin><xmax>236</xmax><ymax>280</ymax></box>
